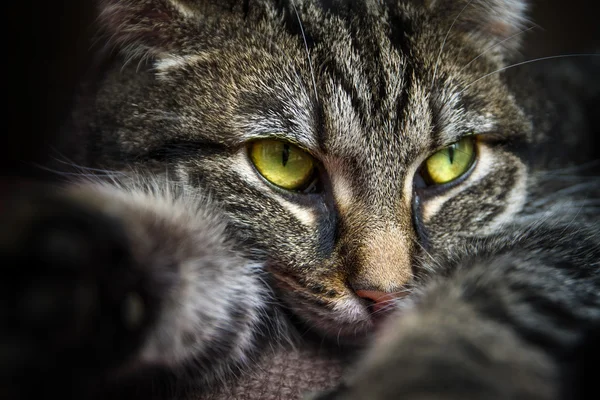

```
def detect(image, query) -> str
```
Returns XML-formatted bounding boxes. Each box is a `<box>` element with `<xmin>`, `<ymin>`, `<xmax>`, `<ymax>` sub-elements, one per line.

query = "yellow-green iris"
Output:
<box><xmin>250</xmin><ymin>139</ymin><xmax>315</xmax><ymax>190</ymax></box>
<box><xmin>423</xmin><ymin>137</ymin><xmax>476</xmax><ymax>185</ymax></box>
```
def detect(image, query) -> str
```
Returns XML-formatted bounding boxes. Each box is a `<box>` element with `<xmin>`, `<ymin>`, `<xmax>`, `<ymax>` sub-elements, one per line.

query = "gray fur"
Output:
<box><xmin>7</xmin><ymin>0</ymin><xmax>599</xmax><ymax>399</ymax></box>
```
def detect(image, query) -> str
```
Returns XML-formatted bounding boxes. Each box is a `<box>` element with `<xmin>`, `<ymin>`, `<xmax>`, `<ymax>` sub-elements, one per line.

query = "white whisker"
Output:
<box><xmin>530</xmin><ymin>182</ymin><xmax>600</xmax><ymax>207</ymax></box>
<box><xmin>291</xmin><ymin>1</ymin><xmax>319</xmax><ymax>101</ymax></box>
<box><xmin>30</xmin><ymin>163</ymin><xmax>122</xmax><ymax>181</ymax></box>
<box><xmin>464</xmin><ymin>53</ymin><xmax>600</xmax><ymax>90</ymax></box>
<box><xmin>458</xmin><ymin>25</ymin><xmax>535</xmax><ymax>74</ymax></box>
<box><xmin>51</xmin><ymin>158</ymin><xmax>125</xmax><ymax>176</ymax></box>
<box><xmin>431</xmin><ymin>0</ymin><xmax>475</xmax><ymax>90</ymax></box>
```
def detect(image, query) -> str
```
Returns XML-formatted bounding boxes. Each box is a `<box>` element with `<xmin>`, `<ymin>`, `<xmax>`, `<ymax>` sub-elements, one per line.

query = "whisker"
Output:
<box><xmin>291</xmin><ymin>1</ymin><xmax>319</xmax><ymax>101</ymax></box>
<box><xmin>368</xmin><ymin>293</ymin><xmax>414</xmax><ymax>318</ymax></box>
<box><xmin>536</xmin><ymin>174</ymin><xmax>600</xmax><ymax>182</ymax></box>
<box><xmin>431</xmin><ymin>0</ymin><xmax>475</xmax><ymax>90</ymax></box>
<box><xmin>458</xmin><ymin>25</ymin><xmax>536</xmax><ymax>74</ymax></box>
<box><xmin>535</xmin><ymin>160</ymin><xmax>600</xmax><ymax>179</ymax></box>
<box><xmin>464</xmin><ymin>53</ymin><xmax>600</xmax><ymax>90</ymax></box>
<box><xmin>530</xmin><ymin>182</ymin><xmax>599</xmax><ymax>206</ymax></box>
<box><xmin>29</xmin><ymin>163</ymin><xmax>119</xmax><ymax>180</ymax></box>
<box><xmin>51</xmin><ymin>158</ymin><xmax>126</xmax><ymax>176</ymax></box>
<box><xmin>365</xmin><ymin>285</ymin><xmax>415</xmax><ymax>318</ymax></box>
<box><xmin>368</xmin><ymin>302</ymin><xmax>396</xmax><ymax>318</ymax></box>
<box><xmin>411</xmin><ymin>236</ymin><xmax>443</xmax><ymax>274</ymax></box>
<box><xmin>48</xmin><ymin>146</ymin><xmax>129</xmax><ymax>177</ymax></box>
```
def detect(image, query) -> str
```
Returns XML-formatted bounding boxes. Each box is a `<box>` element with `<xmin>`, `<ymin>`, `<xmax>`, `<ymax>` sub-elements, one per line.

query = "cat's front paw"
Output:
<box><xmin>313</xmin><ymin>300</ymin><xmax>557</xmax><ymax>400</ymax></box>
<box><xmin>0</xmin><ymin>186</ymin><xmax>152</xmax><ymax>397</ymax></box>
<box><xmin>2</xmin><ymin>178</ymin><xmax>278</xmax><ymax>399</ymax></box>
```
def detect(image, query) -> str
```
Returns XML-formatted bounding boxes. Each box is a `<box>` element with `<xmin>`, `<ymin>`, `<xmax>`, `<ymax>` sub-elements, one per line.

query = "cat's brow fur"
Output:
<box><xmin>4</xmin><ymin>0</ymin><xmax>599</xmax><ymax>399</ymax></box>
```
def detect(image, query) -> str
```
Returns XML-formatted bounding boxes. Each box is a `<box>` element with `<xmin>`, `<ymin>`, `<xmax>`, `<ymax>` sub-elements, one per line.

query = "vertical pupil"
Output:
<box><xmin>282</xmin><ymin>144</ymin><xmax>290</xmax><ymax>167</ymax></box>
<box><xmin>448</xmin><ymin>145</ymin><xmax>455</xmax><ymax>164</ymax></box>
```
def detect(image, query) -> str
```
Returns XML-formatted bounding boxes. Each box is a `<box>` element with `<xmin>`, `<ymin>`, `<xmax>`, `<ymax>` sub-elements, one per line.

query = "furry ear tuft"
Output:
<box><xmin>97</xmin><ymin>0</ymin><xmax>248</xmax><ymax>59</ymax></box>
<box><xmin>428</xmin><ymin>0</ymin><xmax>530</xmax><ymax>57</ymax></box>
<box><xmin>97</xmin><ymin>0</ymin><xmax>199</xmax><ymax>58</ymax></box>
<box><xmin>466</xmin><ymin>0</ymin><xmax>529</xmax><ymax>40</ymax></box>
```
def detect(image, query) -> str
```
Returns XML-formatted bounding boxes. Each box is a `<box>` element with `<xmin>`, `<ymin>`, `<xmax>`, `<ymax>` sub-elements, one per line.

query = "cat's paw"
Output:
<box><xmin>312</xmin><ymin>292</ymin><xmax>557</xmax><ymax>400</ymax></box>
<box><xmin>0</xmin><ymin>186</ymin><xmax>153</xmax><ymax>396</ymax></box>
<box><xmin>1</xmin><ymin>179</ymin><xmax>276</xmax><ymax>399</ymax></box>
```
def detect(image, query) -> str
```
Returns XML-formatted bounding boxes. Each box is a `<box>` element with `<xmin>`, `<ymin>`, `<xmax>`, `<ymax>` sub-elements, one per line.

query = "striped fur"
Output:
<box><xmin>5</xmin><ymin>0</ymin><xmax>598</xmax><ymax>399</ymax></box>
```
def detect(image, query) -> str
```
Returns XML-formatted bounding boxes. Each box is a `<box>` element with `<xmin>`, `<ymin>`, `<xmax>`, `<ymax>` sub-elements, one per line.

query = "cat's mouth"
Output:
<box><xmin>266</xmin><ymin>265</ymin><xmax>400</xmax><ymax>343</ymax></box>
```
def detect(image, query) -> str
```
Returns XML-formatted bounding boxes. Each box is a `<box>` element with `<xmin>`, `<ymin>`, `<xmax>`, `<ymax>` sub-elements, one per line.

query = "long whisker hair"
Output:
<box><xmin>431</xmin><ymin>0</ymin><xmax>475</xmax><ymax>90</ymax></box>
<box><xmin>29</xmin><ymin>163</ymin><xmax>119</xmax><ymax>181</ymax></box>
<box><xmin>51</xmin><ymin>158</ymin><xmax>125</xmax><ymax>176</ymax></box>
<box><xmin>463</xmin><ymin>53</ymin><xmax>600</xmax><ymax>90</ymax></box>
<box><xmin>458</xmin><ymin>25</ymin><xmax>536</xmax><ymax>74</ymax></box>
<box><xmin>291</xmin><ymin>0</ymin><xmax>319</xmax><ymax>101</ymax></box>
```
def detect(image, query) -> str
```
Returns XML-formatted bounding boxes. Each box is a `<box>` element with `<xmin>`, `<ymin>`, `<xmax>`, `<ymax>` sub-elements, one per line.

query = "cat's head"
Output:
<box><xmin>90</xmin><ymin>0</ymin><xmax>533</xmax><ymax>340</ymax></box>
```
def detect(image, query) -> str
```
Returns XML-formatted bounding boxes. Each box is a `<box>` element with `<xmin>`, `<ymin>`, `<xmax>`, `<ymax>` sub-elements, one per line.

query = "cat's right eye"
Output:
<box><xmin>249</xmin><ymin>139</ymin><xmax>317</xmax><ymax>191</ymax></box>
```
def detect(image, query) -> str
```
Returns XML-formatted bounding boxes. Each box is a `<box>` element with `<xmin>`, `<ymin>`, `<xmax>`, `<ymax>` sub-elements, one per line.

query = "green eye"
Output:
<box><xmin>250</xmin><ymin>139</ymin><xmax>316</xmax><ymax>190</ymax></box>
<box><xmin>422</xmin><ymin>137</ymin><xmax>476</xmax><ymax>185</ymax></box>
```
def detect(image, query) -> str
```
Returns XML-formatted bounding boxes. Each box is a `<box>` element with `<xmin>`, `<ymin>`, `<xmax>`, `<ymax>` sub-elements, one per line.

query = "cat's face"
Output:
<box><xmin>91</xmin><ymin>0</ymin><xmax>532</xmax><ymax>340</ymax></box>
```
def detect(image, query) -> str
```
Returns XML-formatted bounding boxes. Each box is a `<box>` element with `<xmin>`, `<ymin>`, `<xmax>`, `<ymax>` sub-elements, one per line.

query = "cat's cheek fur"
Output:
<box><xmin>66</xmin><ymin>178</ymin><xmax>274</xmax><ymax>372</ymax></box>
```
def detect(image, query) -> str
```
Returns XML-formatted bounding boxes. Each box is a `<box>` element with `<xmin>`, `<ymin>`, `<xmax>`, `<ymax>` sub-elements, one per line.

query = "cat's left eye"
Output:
<box><xmin>249</xmin><ymin>139</ymin><xmax>316</xmax><ymax>191</ymax></box>
<box><xmin>420</xmin><ymin>136</ymin><xmax>476</xmax><ymax>186</ymax></box>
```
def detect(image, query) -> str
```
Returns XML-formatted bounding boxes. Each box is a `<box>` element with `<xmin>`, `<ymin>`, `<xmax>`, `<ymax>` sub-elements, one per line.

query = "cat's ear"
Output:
<box><xmin>427</xmin><ymin>0</ymin><xmax>530</xmax><ymax>55</ymax></box>
<box><xmin>96</xmin><ymin>0</ymin><xmax>243</xmax><ymax>58</ymax></box>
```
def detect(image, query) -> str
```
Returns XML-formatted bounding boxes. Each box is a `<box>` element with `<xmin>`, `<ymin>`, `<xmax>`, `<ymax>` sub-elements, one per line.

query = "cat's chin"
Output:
<box><xmin>266</xmin><ymin>265</ymin><xmax>398</xmax><ymax>344</ymax></box>
<box><xmin>280</xmin><ymin>293</ymin><xmax>391</xmax><ymax>346</ymax></box>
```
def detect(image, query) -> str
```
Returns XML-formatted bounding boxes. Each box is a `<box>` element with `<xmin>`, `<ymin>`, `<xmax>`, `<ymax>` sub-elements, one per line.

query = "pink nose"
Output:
<box><xmin>355</xmin><ymin>290</ymin><xmax>405</xmax><ymax>314</ymax></box>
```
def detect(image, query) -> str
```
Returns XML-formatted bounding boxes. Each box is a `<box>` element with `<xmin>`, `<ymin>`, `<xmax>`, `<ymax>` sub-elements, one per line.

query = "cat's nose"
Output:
<box><xmin>355</xmin><ymin>289</ymin><xmax>406</xmax><ymax>314</ymax></box>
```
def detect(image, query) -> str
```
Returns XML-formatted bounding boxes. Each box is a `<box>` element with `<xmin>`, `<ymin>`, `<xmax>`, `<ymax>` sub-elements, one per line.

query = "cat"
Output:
<box><xmin>2</xmin><ymin>0</ymin><xmax>599</xmax><ymax>399</ymax></box>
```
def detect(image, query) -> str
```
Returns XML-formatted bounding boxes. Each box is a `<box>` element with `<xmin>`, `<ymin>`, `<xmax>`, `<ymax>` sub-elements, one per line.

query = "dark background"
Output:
<box><xmin>3</xmin><ymin>0</ymin><xmax>599</xmax><ymax>181</ymax></box>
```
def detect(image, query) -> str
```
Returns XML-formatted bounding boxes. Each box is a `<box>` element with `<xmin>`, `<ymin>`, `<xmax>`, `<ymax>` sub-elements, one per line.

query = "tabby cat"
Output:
<box><xmin>2</xmin><ymin>0</ymin><xmax>599</xmax><ymax>399</ymax></box>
